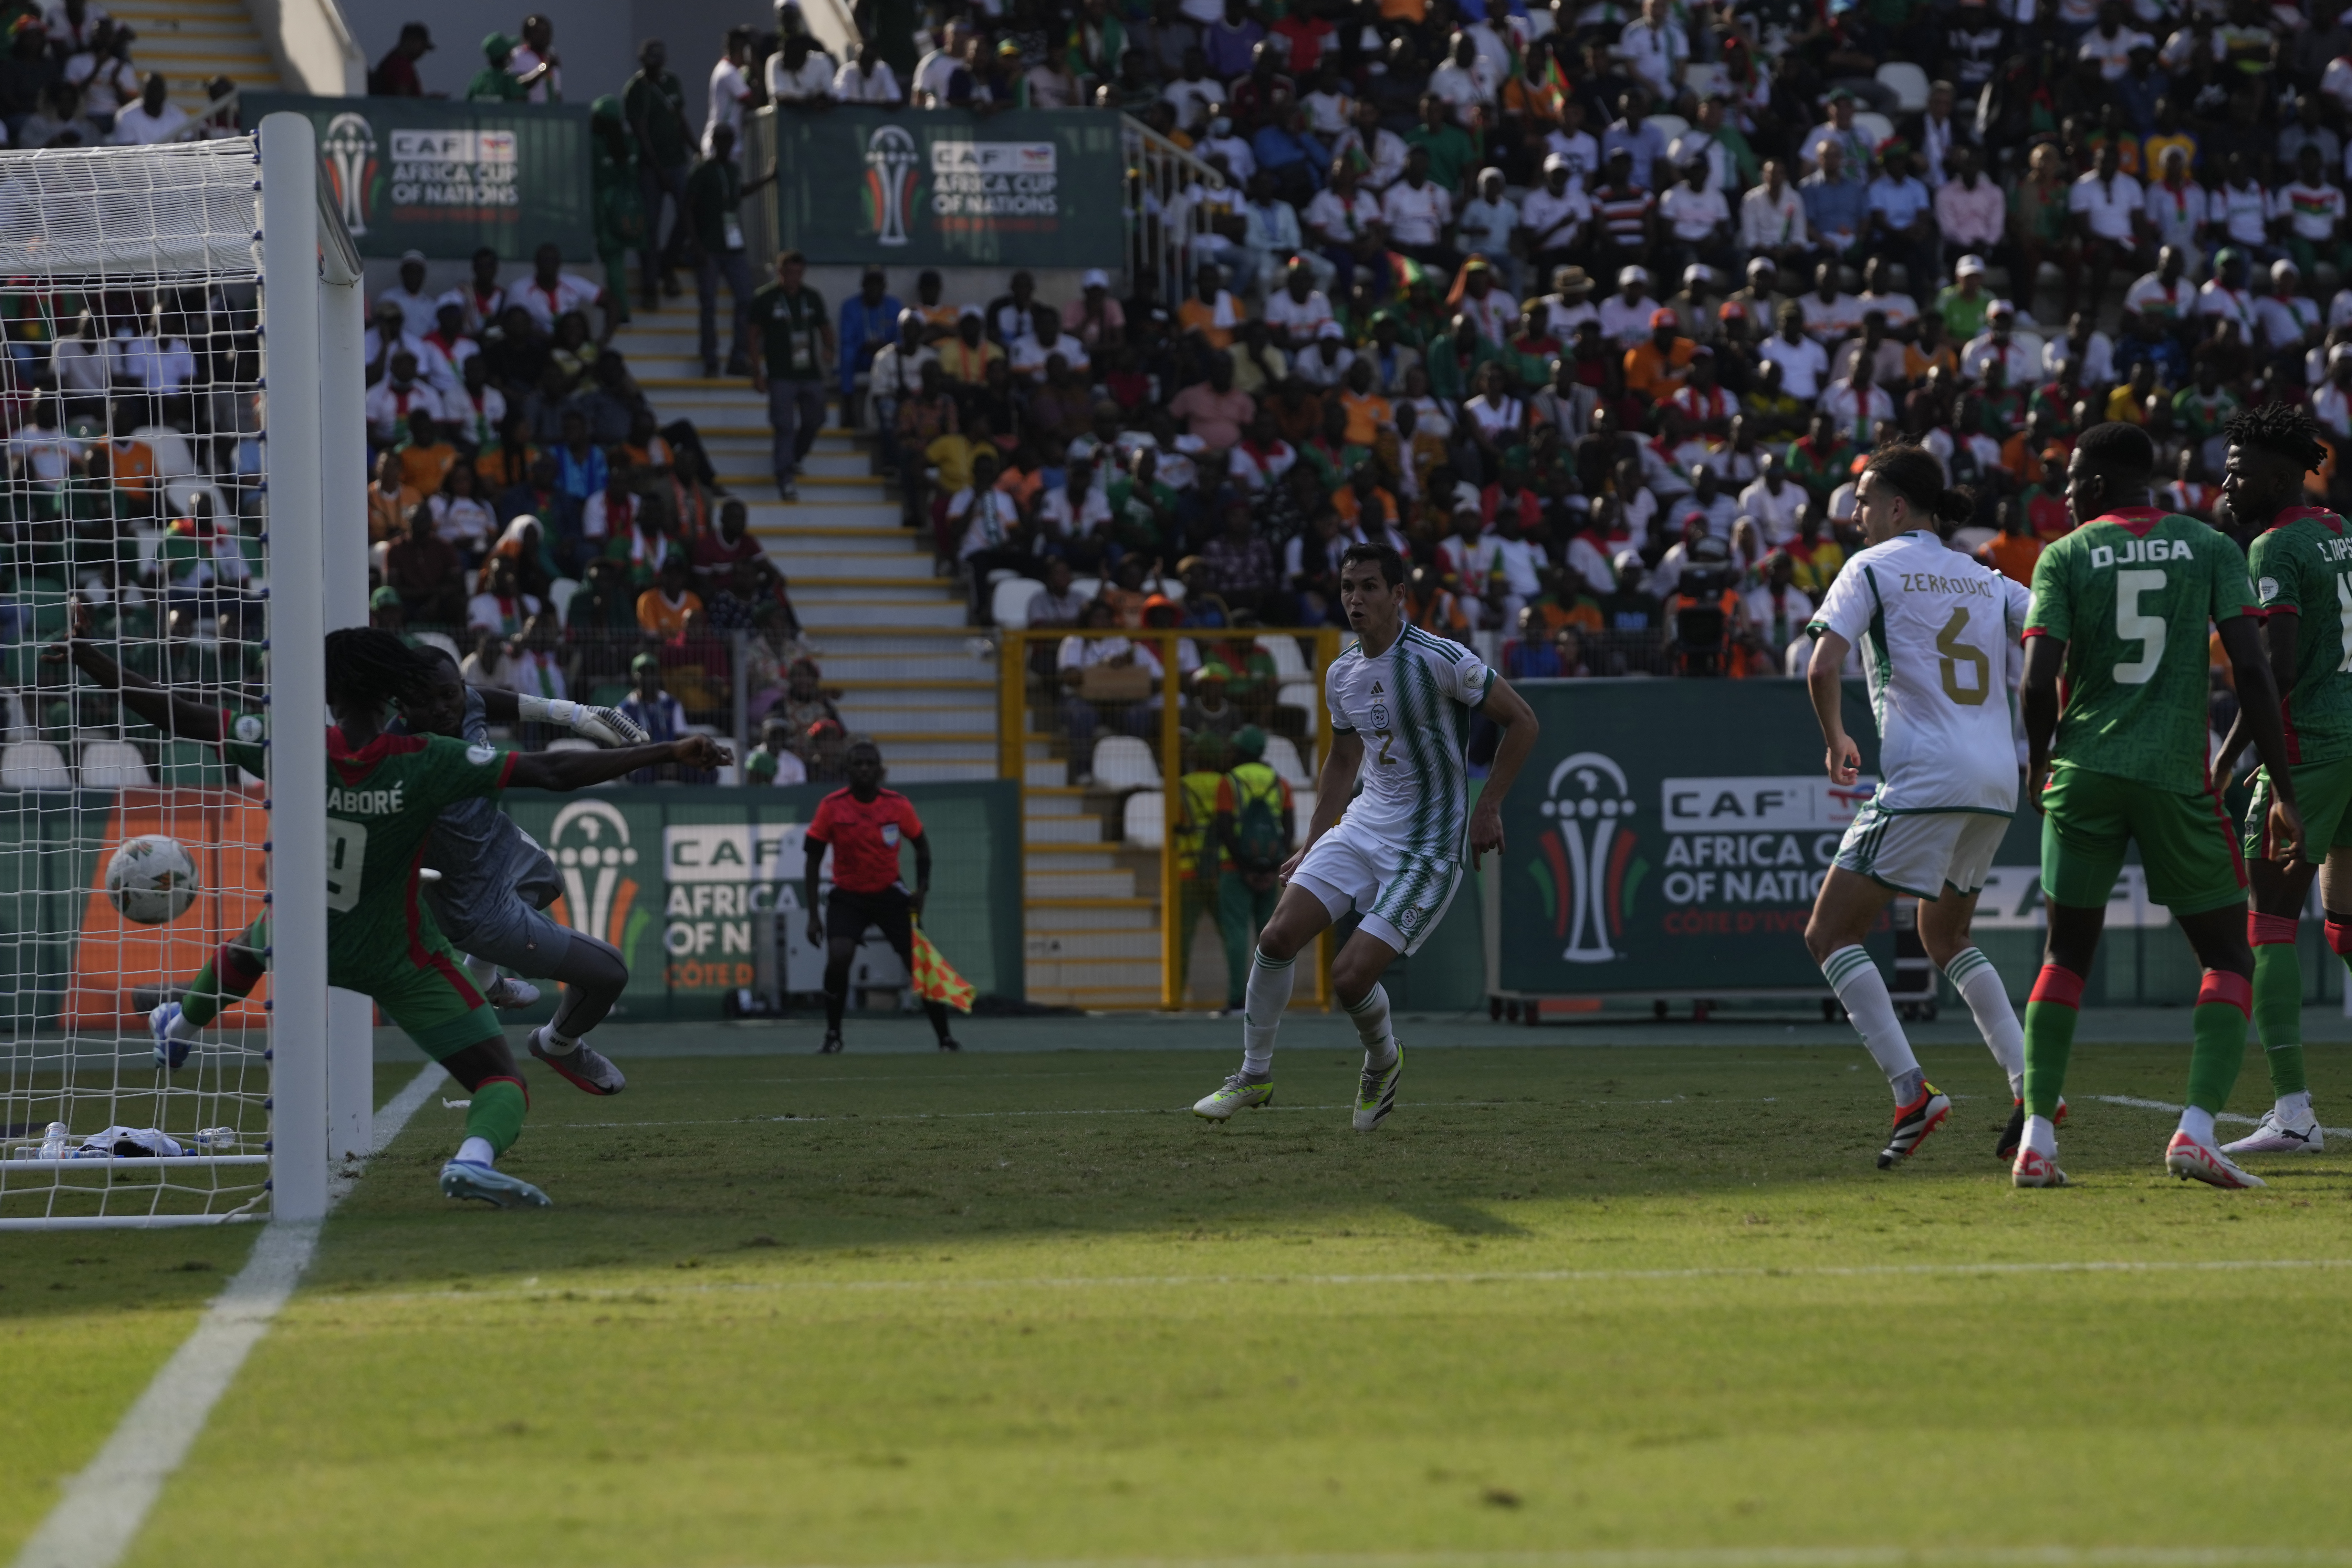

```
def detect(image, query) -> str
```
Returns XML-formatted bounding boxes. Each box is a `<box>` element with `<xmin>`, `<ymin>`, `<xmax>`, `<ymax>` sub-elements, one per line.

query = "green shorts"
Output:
<box><xmin>2246</xmin><ymin>754</ymin><xmax>2352</xmax><ymax>866</ymax></box>
<box><xmin>2041</xmin><ymin>763</ymin><xmax>2246</xmax><ymax>916</ymax></box>
<box><xmin>253</xmin><ymin>913</ymin><xmax>506</xmax><ymax>1061</ymax></box>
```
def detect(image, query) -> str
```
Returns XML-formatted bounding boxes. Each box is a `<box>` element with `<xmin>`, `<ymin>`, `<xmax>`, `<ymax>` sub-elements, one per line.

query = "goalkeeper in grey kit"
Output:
<box><xmin>391</xmin><ymin>650</ymin><xmax>647</xmax><ymax>1095</ymax></box>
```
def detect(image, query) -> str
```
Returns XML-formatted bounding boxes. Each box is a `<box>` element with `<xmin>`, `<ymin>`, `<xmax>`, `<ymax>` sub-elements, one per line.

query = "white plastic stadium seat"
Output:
<box><xmin>991</xmin><ymin>576</ymin><xmax>1046</xmax><ymax>628</ymax></box>
<box><xmin>1091</xmin><ymin>735</ymin><xmax>1162</xmax><ymax>791</ymax></box>
<box><xmin>413</xmin><ymin>631</ymin><xmax>462</xmax><ymax>664</ymax></box>
<box><xmin>132</xmin><ymin>426</ymin><xmax>197</xmax><ymax>479</ymax></box>
<box><xmin>1852</xmin><ymin>111</ymin><xmax>1895</xmax><ymax>152</ymax></box>
<box><xmin>79</xmin><ymin>742</ymin><xmax>152</xmax><ymax>788</ymax></box>
<box><xmin>1254</xmin><ymin>635</ymin><xmax>1309</xmax><ymax>679</ymax></box>
<box><xmin>1875</xmin><ymin>62</ymin><xmax>1930</xmax><ymax>114</ymax></box>
<box><xmin>1647</xmin><ymin>113</ymin><xmax>1689</xmax><ymax>146</ymax></box>
<box><xmin>164</xmin><ymin>479</ymin><xmax>228</xmax><ymax>524</ymax></box>
<box><xmin>548</xmin><ymin>578</ymin><xmax>581</xmax><ymax>622</ymax></box>
<box><xmin>2</xmin><ymin>742</ymin><xmax>72</xmax><ymax>791</ymax></box>
<box><xmin>1069</xmin><ymin>576</ymin><xmax>1103</xmax><ymax>604</ymax></box>
<box><xmin>1277</xmin><ymin>680</ymin><xmax>1317</xmax><ymax>722</ymax></box>
<box><xmin>1263</xmin><ymin>735</ymin><xmax>1312</xmax><ymax>789</ymax></box>
<box><xmin>1681</xmin><ymin>63</ymin><xmax>1729</xmax><ymax>100</ymax></box>
<box><xmin>1122</xmin><ymin>789</ymin><xmax>1164</xmax><ymax>848</ymax></box>
<box><xmin>1154</xmin><ymin>579</ymin><xmax>1186</xmax><ymax>603</ymax></box>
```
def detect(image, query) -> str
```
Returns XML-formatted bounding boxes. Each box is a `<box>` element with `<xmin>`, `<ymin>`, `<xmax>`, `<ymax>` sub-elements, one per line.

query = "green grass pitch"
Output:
<box><xmin>7</xmin><ymin>1027</ymin><xmax>2352</xmax><ymax>1566</ymax></box>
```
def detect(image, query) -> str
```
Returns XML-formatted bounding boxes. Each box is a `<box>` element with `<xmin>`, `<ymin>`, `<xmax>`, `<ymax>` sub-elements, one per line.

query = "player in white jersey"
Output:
<box><xmin>1801</xmin><ymin>444</ymin><xmax>2044</xmax><ymax>1168</ymax></box>
<box><xmin>1192</xmin><ymin>544</ymin><xmax>1541</xmax><ymax>1130</ymax></box>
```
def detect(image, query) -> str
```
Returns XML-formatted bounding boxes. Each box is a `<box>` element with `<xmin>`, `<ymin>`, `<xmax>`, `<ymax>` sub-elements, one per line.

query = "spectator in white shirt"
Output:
<box><xmin>1658</xmin><ymin>158</ymin><xmax>1732</xmax><ymax>271</ymax></box>
<box><xmin>1960</xmin><ymin>301</ymin><xmax>2038</xmax><ymax>384</ymax></box>
<box><xmin>832</xmin><ymin>41</ymin><xmax>902</xmax><ymax>103</ymax></box>
<box><xmin>513</xmin><ymin>242</ymin><xmax>616</xmax><ymax>343</ymax></box>
<box><xmin>1738</xmin><ymin>453</ymin><xmax>1806</xmax><ymax>544</ymax></box>
<box><xmin>1161</xmin><ymin>47</ymin><xmax>1221</xmax><ymax>132</ymax></box>
<box><xmin>1737</xmin><ymin>159</ymin><xmax>1809</xmax><ymax>273</ymax></box>
<box><xmin>2070</xmin><ymin>142</ymin><xmax>2146</xmax><ymax>310</ymax></box>
<box><xmin>374</xmin><ymin>252</ymin><xmax>438</xmax><ymax>343</ymax></box>
<box><xmin>1613</xmin><ymin>0</ymin><xmax>1688</xmax><ymax>104</ymax></box>
<box><xmin>2078</xmin><ymin>2</ymin><xmax>2155</xmax><ymax>78</ymax></box>
<box><xmin>1379</xmin><ymin>147</ymin><xmax>1452</xmax><ymax>258</ymax></box>
<box><xmin>2141</xmin><ymin>147</ymin><xmax>2208</xmax><ymax>264</ymax></box>
<box><xmin>2125</xmin><ymin>243</ymin><xmax>2199</xmax><ymax>336</ymax></box>
<box><xmin>1456</xmin><ymin>168</ymin><xmax>1522</xmax><ymax>289</ymax></box>
<box><xmin>705</xmin><ymin>27</ymin><xmax>755</xmax><ymax>159</ymax></box>
<box><xmin>2214</xmin><ymin>153</ymin><xmax>2272</xmax><ymax>249</ymax></box>
<box><xmin>1521</xmin><ymin>156</ymin><xmax>1591</xmax><ymax>272</ymax></box>
<box><xmin>1865</xmin><ymin>146</ymin><xmax>1936</xmax><ymax>291</ymax></box>
<box><xmin>2275</xmin><ymin>143</ymin><xmax>2348</xmax><ymax>279</ymax></box>
<box><xmin>108</xmin><ymin>74</ymin><xmax>187</xmax><ymax>145</ymax></box>
<box><xmin>364</xmin><ymin>351</ymin><xmax>447</xmax><ymax>445</ymax></box>
<box><xmin>1262</xmin><ymin>264</ymin><xmax>1335</xmax><ymax>349</ymax></box>
<box><xmin>1758</xmin><ymin>305</ymin><xmax>1831</xmax><ymax>400</ymax></box>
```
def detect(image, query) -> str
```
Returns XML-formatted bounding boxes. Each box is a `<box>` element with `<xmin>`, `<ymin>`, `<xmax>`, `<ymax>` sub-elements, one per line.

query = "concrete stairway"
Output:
<box><xmin>112</xmin><ymin>0</ymin><xmax>282</xmax><ymax>113</ymax></box>
<box><xmin>612</xmin><ymin>306</ymin><xmax>996</xmax><ymax>783</ymax></box>
<box><xmin>611</xmin><ymin>303</ymin><xmax>1170</xmax><ymax>1007</ymax></box>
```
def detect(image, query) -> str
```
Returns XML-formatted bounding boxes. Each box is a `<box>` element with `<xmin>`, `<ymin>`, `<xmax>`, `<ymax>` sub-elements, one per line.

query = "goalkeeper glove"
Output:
<box><xmin>517</xmin><ymin>696</ymin><xmax>652</xmax><ymax>747</ymax></box>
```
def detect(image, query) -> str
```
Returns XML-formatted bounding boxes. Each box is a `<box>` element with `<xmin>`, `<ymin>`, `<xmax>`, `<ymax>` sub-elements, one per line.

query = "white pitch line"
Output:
<box><xmin>730</xmin><ymin>1549</ymin><xmax>2352</xmax><ymax>1568</ymax></box>
<box><xmin>2089</xmin><ymin>1095</ymin><xmax>2352</xmax><ymax>1140</ymax></box>
<box><xmin>526</xmin><ymin>1100</ymin><xmax>1525</xmax><ymax>1131</ymax></box>
<box><xmin>11</xmin><ymin>1061</ymin><xmax>443</xmax><ymax>1568</ymax></box>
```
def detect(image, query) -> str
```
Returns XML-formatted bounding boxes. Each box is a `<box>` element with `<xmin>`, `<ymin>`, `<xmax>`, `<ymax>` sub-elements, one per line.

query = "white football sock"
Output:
<box><xmin>534</xmin><ymin>1023</ymin><xmax>577</xmax><ymax>1056</ymax></box>
<box><xmin>1822</xmin><ymin>944</ymin><xmax>1919</xmax><ymax>1102</ymax></box>
<box><xmin>1344</xmin><ymin>983</ymin><xmax>1397</xmax><ymax>1067</ymax></box>
<box><xmin>2279</xmin><ymin>1090</ymin><xmax>2313</xmax><ymax>1120</ymax></box>
<box><xmin>1943</xmin><ymin>946</ymin><xmax>2025</xmax><ymax>1098</ymax></box>
<box><xmin>2023</xmin><ymin>1114</ymin><xmax>2056</xmax><ymax>1157</ymax></box>
<box><xmin>2179</xmin><ymin>1106</ymin><xmax>2217</xmax><ymax>1146</ymax></box>
<box><xmin>166</xmin><ymin>1010</ymin><xmax>201</xmax><ymax>1042</ymax></box>
<box><xmin>462</xmin><ymin>953</ymin><xmax>501</xmax><ymax>992</ymax></box>
<box><xmin>455</xmin><ymin>1136</ymin><xmax>496</xmax><ymax>1168</ymax></box>
<box><xmin>1240</xmin><ymin>949</ymin><xmax>1294</xmax><ymax>1079</ymax></box>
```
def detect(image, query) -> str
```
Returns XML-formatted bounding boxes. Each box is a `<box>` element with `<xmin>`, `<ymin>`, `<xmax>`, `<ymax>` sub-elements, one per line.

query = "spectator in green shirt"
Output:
<box><xmin>466</xmin><ymin>33</ymin><xmax>530</xmax><ymax>102</ymax></box>
<box><xmin>622</xmin><ymin>40</ymin><xmax>693</xmax><ymax>307</ymax></box>
<box><xmin>588</xmin><ymin>97</ymin><xmax>644</xmax><ymax>328</ymax></box>
<box><xmin>1405</xmin><ymin>93</ymin><xmax>1476</xmax><ymax>195</ymax></box>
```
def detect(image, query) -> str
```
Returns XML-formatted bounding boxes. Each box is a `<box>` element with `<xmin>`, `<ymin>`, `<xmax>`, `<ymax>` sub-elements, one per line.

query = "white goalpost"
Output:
<box><xmin>0</xmin><ymin>116</ymin><xmax>365</xmax><ymax>1228</ymax></box>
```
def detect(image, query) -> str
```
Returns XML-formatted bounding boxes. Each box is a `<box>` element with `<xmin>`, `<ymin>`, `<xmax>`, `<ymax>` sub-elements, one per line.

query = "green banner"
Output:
<box><xmin>245</xmin><ymin>92</ymin><xmax>594</xmax><ymax>262</ymax></box>
<box><xmin>761</xmin><ymin>107</ymin><xmax>1125</xmax><ymax>267</ymax></box>
<box><xmin>499</xmin><ymin>781</ymin><xmax>1022</xmax><ymax>1020</ymax></box>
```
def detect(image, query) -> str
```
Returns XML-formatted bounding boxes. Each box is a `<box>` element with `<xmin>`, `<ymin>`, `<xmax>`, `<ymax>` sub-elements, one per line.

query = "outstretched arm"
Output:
<box><xmin>68</xmin><ymin>637</ymin><xmax>224</xmax><ymax>742</ymax></box>
<box><xmin>504</xmin><ymin>733</ymin><xmax>729</xmax><ymax>790</ymax></box>
<box><xmin>1468</xmin><ymin>674</ymin><xmax>1540</xmax><ymax>868</ymax></box>
<box><xmin>475</xmin><ymin>686</ymin><xmax>651</xmax><ymax>744</ymax></box>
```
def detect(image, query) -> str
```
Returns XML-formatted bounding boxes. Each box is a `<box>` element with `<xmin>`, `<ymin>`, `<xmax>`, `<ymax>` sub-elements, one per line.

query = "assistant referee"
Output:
<box><xmin>802</xmin><ymin>738</ymin><xmax>961</xmax><ymax>1053</ymax></box>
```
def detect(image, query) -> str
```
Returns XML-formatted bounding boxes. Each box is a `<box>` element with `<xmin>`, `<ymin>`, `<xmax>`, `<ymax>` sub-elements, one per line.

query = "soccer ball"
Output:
<box><xmin>106</xmin><ymin>835</ymin><xmax>198</xmax><ymax>925</ymax></box>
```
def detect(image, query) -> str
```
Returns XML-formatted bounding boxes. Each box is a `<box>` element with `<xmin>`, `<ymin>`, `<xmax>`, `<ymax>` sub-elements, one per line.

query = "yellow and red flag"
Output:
<box><xmin>910</xmin><ymin>922</ymin><xmax>974</xmax><ymax>1013</ymax></box>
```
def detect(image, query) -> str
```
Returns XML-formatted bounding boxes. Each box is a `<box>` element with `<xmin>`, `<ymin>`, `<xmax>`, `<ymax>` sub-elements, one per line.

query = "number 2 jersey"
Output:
<box><xmin>222</xmin><ymin>716</ymin><xmax>518</xmax><ymax>971</ymax></box>
<box><xmin>2026</xmin><ymin>507</ymin><xmax>2258</xmax><ymax>795</ymax></box>
<box><xmin>1323</xmin><ymin>625</ymin><xmax>1497</xmax><ymax>863</ymax></box>
<box><xmin>2248</xmin><ymin>506</ymin><xmax>2352</xmax><ymax>767</ymax></box>
<box><xmin>1808</xmin><ymin>529</ymin><xmax>2032</xmax><ymax>813</ymax></box>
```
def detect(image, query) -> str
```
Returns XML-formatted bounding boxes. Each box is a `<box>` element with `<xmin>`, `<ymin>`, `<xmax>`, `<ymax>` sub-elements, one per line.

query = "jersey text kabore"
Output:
<box><xmin>224</xmin><ymin>716</ymin><xmax>517</xmax><ymax>973</ymax></box>
<box><xmin>2025</xmin><ymin>509</ymin><xmax>2258</xmax><ymax>794</ymax></box>
<box><xmin>2248</xmin><ymin>506</ymin><xmax>2352</xmax><ymax>766</ymax></box>
<box><xmin>1323</xmin><ymin>625</ymin><xmax>1496</xmax><ymax>862</ymax></box>
<box><xmin>1808</xmin><ymin>529</ymin><xmax>2032</xmax><ymax>813</ymax></box>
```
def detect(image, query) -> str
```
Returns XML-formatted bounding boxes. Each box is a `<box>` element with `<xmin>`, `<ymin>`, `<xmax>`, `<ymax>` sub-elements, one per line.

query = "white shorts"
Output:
<box><xmin>1832</xmin><ymin>802</ymin><xmax>2009</xmax><ymax>899</ymax></box>
<box><xmin>1289</xmin><ymin>815</ymin><xmax>1464</xmax><ymax>957</ymax></box>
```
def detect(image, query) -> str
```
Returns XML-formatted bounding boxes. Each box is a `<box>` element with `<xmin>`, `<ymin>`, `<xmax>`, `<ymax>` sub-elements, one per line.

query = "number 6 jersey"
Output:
<box><xmin>1809</xmin><ymin>528</ymin><xmax>2033</xmax><ymax>813</ymax></box>
<box><xmin>2023</xmin><ymin>507</ymin><xmax>2258</xmax><ymax>795</ymax></box>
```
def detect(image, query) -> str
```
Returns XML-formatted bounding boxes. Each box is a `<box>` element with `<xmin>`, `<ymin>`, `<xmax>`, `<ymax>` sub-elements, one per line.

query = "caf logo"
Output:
<box><xmin>862</xmin><ymin>125</ymin><xmax>921</xmax><ymax>247</ymax></box>
<box><xmin>320</xmin><ymin>112</ymin><xmax>378</xmax><ymax>238</ymax></box>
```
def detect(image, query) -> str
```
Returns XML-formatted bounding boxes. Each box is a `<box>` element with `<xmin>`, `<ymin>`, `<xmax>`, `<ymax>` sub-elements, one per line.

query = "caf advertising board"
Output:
<box><xmin>764</xmin><ymin>108</ymin><xmax>1124</xmax><ymax>267</ymax></box>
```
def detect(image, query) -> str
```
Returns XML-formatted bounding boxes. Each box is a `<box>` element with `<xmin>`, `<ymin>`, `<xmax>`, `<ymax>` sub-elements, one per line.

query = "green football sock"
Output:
<box><xmin>177</xmin><ymin>936</ymin><xmax>268</xmax><ymax>1029</ymax></box>
<box><xmin>465</xmin><ymin>1076</ymin><xmax>528</xmax><ymax>1157</ymax></box>
<box><xmin>2186</xmin><ymin>972</ymin><xmax>2252</xmax><ymax>1115</ymax></box>
<box><xmin>2022</xmin><ymin>964</ymin><xmax>2083</xmax><ymax>1120</ymax></box>
<box><xmin>2251</xmin><ymin>939</ymin><xmax>2308</xmax><ymax>1099</ymax></box>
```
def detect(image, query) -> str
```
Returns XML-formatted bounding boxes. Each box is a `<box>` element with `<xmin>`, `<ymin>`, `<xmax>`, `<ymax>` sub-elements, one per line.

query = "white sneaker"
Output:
<box><xmin>2220</xmin><ymin>1108</ymin><xmax>2325</xmax><ymax>1156</ymax></box>
<box><xmin>482</xmin><ymin>975</ymin><xmax>542</xmax><ymax>1009</ymax></box>
<box><xmin>1192</xmin><ymin>1072</ymin><xmax>1273</xmax><ymax>1120</ymax></box>
<box><xmin>2165</xmin><ymin>1131</ymin><xmax>2266</xmax><ymax>1189</ymax></box>
<box><xmin>1353</xmin><ymin>1043</ymin><xmax>1403</xmax><ymax>1131</ymax></box>
<box><xmin>438</xmin><ymin>1160</ymin><xmax>551</xmax><ymax>1208</ymax></box>
<box><xmin>528</xmin><ymin>1026</ymin><xmax>626</xmax><ymax>1095</ymax></box>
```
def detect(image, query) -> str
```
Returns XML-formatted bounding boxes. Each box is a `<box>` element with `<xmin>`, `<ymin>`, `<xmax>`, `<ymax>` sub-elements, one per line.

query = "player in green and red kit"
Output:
<box><xmin>71</xmin><ymin>628</ymin><xmax>728</xmax><ymax>1209</ymax></box>
<box><xmin>2016</xmin><ymin>422</ymin><xmax>2303</xmax><ymax>1189</ymax></box>
<box><xmin>2214</xmin><ymin>403</ymin><xmax>2344</xmax><ymax>1157</ymax></box>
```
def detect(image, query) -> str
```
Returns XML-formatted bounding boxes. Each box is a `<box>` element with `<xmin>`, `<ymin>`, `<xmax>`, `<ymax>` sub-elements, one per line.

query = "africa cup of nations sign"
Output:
<box><xmin>776</xmin><ymin>108</ymin><xmax>1121</xmax><ymax>267</ymax></box>
<box><xmin>1494</xmin><ymin>680</ymin><xmax>1890</xmax><ymax>995</ymax></box>
<box><xmin>245</xmin><ymin>93</ymin><xmax>595</xmax><ymax>262</ymax></box>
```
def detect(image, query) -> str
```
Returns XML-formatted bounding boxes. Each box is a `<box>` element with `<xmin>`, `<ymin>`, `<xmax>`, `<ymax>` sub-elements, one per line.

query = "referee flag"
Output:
<box><xmin>911</xmin><ymin>922</ymin><xmax>975</xmax><ymax>1012</ymax></box>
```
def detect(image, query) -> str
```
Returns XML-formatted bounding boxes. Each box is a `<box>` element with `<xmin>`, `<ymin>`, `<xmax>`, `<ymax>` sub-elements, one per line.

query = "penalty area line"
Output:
<box><xmin>2088</xmin><ymin>1095</ymin><xmax>2352</xmax><ymax>1140</ymax></box>
<box><xmin>10</xmin><ymin>1061</ymin><xmax>443</xmax><ymax>1568</ymax></box>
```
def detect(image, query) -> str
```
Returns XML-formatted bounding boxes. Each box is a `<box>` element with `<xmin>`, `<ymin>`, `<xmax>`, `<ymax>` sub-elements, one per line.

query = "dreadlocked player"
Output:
<box><xmin>70</xmin><ymin>627</ymin><xmax>729</xmax><ymax>1209</ymax></box>
<box><xmin>2216</xmin><ymin>402</ymin><xmax>2344</xmax><ymax>1157</ymax></box>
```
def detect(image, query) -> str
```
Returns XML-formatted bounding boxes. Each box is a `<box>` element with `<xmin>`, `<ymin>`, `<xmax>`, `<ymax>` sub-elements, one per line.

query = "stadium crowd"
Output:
<box><xmin>436</xmin><ymin>0</ymin><xmax>2352</xmax><ymax>683</ymax></box>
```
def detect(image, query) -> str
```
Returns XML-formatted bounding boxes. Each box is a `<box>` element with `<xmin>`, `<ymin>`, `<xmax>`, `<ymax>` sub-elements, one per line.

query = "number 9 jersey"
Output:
<box><xmin>2024</xmin><ymin>508</ymin><xmax>2259</xmax><ymax>795</ymax></box>
<box><xmin>1808</xmin><ymin>529</ymin><xmax>2033</xmax><ymax>813</ymax></box>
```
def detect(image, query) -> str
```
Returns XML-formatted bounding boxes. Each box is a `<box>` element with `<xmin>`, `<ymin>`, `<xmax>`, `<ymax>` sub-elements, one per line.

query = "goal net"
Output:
<box><xmin>0</xmin><ymin>138</ymin><xmax>303</xmax><ymax>1228</ymax></box>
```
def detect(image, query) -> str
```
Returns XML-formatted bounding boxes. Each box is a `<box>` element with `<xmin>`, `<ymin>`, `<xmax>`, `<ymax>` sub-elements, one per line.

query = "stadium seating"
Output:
<box><xmin>78</xmin><ymin>742</ymin><xmax>153</xmax><ymax>789</ymax></box>
<box><xmin>1122</xmin><ymin>789</ymin><xmax>1164</xmax><ymax>848</ymax></box>
<box><xmin>1092</xmin><ymin>735</ymin><xmax>1161</xmax><ymax>792</ymax></box>
<box><xmin>1</xmin><ymin>742</ymin><xmax>72</xmax><ymax>790</ymax></box>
